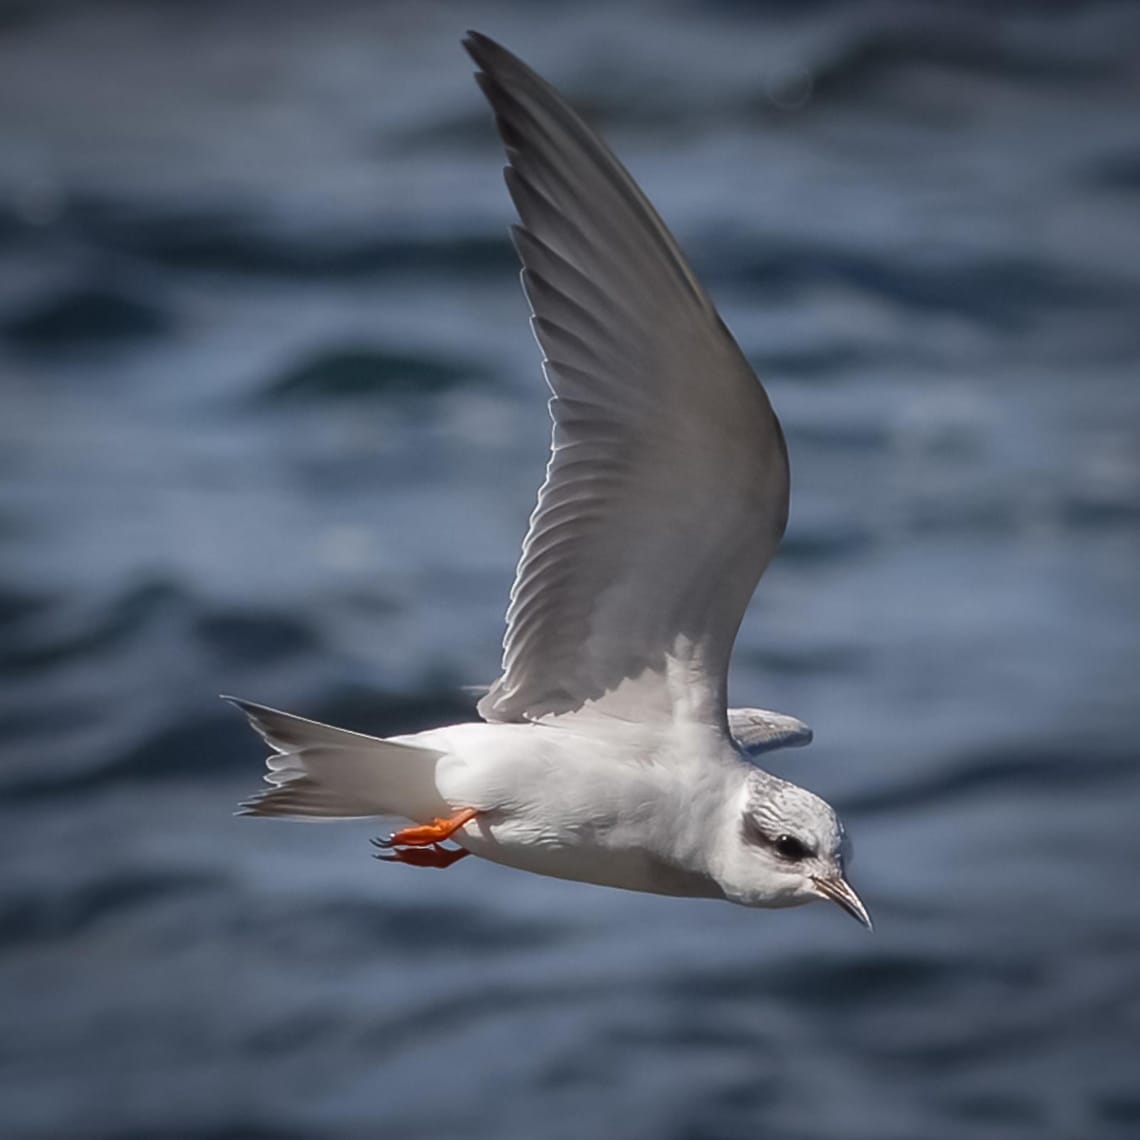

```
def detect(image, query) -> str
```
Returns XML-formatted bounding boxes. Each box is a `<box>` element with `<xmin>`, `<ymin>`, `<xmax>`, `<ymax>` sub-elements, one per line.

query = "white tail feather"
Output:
<box><xmin>226</xmin><ymin>697</ymin><xmax>447</xmax><ymax>822</ymax></box>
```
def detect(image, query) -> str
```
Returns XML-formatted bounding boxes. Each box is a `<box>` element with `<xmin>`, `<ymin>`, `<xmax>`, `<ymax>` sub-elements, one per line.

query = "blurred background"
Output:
<box><xmin>2</xmin><ymin>1</ymin><xmax>1138</xmax><ymax>1138</ymax></box>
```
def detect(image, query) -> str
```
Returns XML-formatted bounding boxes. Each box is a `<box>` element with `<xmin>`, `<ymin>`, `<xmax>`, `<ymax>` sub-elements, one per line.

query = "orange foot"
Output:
<box><xmin>374</xmin><ymin>807</ymin><xmax>480</xmax><ymax>849</ymax></box>
<box><xmin>372</xmin><ymin>843</ymin><xmax>470</xmax><ymax>869</ymax></box>
<box><xmin>370</xmin><ymin>808</ymin><xmax>479</xmax><ymax>870</ymax></box>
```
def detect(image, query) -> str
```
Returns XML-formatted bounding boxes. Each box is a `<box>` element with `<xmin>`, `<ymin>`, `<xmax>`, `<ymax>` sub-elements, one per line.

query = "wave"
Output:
<box><xmin>0</xmin><ymin>869</ymin><xmax>222</xmax><ymax>951</ymax></box>
<box><xmin>51</xmin><ymin>195</ymin><xmax>516</xmax><ymax>281</ymax></box>
<box><xmin>713</xmin><ymin>242</ymin><xmax>1130</xmax><ymax>330</ymax></box>
<box><xmin>844</xmin><ymin>740</ymin><xmax>1135</xmax><ymax>819</ymax></box>
<box><xmin>2</xmin><ymin>282</ymin><xmax>171</xmax><ymax>352</ymax></box>
<box><xmin>257</xmin><ymin>345</ymin><xmax>483</xmax><ymax>403</ymax></box>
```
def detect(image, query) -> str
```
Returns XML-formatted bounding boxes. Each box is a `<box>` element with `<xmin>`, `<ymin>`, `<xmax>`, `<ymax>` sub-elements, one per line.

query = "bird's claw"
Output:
<box><xmin>369</xmin><ymin>809</ymin><xmax>478</xmax><ymax>868</ymax></box>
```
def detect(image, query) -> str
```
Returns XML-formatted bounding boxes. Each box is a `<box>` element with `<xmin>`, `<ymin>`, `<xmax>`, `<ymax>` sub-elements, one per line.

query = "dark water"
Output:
<box><xmin>2</xmin><ymin>2</ymin><xmax>1139</xmax><ymax>1138</ymax></box>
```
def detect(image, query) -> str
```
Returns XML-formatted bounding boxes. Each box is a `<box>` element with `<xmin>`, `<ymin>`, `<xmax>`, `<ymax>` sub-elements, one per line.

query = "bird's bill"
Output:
<box><xmin>812</xmin><ymin>875</ymin><xmax>873</xmax><ymax>930</ymax></box>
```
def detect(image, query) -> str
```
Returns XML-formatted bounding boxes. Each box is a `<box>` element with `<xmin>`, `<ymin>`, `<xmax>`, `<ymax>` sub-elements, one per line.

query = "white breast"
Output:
<box><xmin>407</xmin><ymin>719</ymin><xmax>741</xmax><ymax>898</ymax></box>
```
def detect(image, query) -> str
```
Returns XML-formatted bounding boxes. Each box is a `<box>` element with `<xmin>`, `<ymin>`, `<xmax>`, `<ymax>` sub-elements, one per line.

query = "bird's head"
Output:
<box><xmin>719</xmin><ymin>769</ymin><xmax>871</xmax><ymax>928</ymax></box>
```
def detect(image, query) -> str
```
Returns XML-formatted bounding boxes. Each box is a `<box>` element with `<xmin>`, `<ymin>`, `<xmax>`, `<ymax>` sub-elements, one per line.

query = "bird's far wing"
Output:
<box><xmin>466</xmin><ymin>32</ymin><xmax>789</xmax><ymax>729</ymax></box>
<box><xmin>728</xmin><ymin>708</ymin><xmax>813</xmax><ymax>756</ymax></box>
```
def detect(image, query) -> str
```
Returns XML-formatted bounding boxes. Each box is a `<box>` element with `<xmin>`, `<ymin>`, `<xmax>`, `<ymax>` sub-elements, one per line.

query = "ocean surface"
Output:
<box><xmin>2</xmin><ymin>2</ymin><xmax>1139</xmax><ymax>1138</ymax></box>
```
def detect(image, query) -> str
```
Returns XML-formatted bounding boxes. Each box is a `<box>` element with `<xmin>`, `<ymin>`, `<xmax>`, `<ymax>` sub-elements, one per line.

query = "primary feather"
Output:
<box><xmin>465</xmin><ymin>31</ymin><xmax>790</xmax><ymax>731</ymax></box>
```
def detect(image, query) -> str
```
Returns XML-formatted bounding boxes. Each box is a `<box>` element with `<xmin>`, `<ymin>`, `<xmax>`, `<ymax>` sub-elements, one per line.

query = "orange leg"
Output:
<box><xmin>370</xmin><ymin>808</ymin><xmax>479</xmax><ymax>870</ymax></box>
<box><xmin>375</xmin><ymin>807</ymin><xmax>480</xmax><ymax>849</ymax></box>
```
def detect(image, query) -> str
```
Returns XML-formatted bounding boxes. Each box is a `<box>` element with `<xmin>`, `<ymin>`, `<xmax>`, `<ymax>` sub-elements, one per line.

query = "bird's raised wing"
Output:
<box><xmin>466</xmin><ymin>32</ymin><xmax>789</xmax><ymax>729</ymax></box>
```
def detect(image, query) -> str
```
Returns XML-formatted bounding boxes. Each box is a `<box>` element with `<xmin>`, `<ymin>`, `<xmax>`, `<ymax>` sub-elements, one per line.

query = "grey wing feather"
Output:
<box><xmin>728</xmin><ymin>708</ymin><xmax>813</xmax><ymax>756</ymax></box>
<box><xmin>464</xmin><ymin>33</ymin><xmax>789</xmax><ymax>729</ymax></box>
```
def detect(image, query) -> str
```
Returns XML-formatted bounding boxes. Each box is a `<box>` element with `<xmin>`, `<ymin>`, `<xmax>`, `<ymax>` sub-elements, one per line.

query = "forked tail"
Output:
<box><xmin>227</xmin><ymin>698</ymin><xmax>447</xmax><ymax>822</ymax></box>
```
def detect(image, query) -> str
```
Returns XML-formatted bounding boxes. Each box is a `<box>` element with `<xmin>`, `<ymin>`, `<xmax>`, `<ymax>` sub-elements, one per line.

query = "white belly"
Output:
<box><xmin>406</xmin><ymin>719</ymin><xmax>736</xmax><ymax>899</ymax></box>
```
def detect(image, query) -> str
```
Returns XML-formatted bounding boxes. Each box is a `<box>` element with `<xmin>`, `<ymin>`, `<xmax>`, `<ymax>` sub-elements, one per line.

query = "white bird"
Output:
<box><xmin>230</xmin><ymin>31</ymin><xmax>871</xmax><ymax>930</ymax></box>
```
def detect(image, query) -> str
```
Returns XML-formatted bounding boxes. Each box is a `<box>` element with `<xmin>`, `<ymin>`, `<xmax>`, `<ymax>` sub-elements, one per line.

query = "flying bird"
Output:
<box><xmin>230</xmin><ymin>31</ymin><xmax>871</xmax><ymax>930</ymax></box>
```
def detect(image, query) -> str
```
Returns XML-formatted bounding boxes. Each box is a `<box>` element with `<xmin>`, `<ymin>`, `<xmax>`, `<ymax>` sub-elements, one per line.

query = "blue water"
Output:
<box><xmin>2</xmin><ymin>3</ymin><xmax>1139</xmax><ymax>1138</ymax></box>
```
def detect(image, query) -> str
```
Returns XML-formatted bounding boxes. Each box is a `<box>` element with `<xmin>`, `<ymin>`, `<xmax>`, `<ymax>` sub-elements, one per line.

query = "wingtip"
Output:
<box><xmin>221</xmin><ymin>694</ymin><xmax>279</xmax><ymax>719</ymax></box>
<box><xmin>221</xmin><ymin>695</ymin><xmax>262</xmax><ymax>728</ymax></box>
<box><xmin>219</xmin><ymin>693</ymin><xmax>258</xmax><ymax>713</ymax></box>
<box><xmin>462</xmin><ymin>29</ymin><xmax>493</xmax><ymax>65</ymax></box>
<box><xmin>462</xmin><ymin>30</ymin><xmax>530</xmax><ymax>80</ymax></box>
<box><xmin>463</xmin><ymin>29</ymin><xmax>496</xmax><ymax>51</ymax></box>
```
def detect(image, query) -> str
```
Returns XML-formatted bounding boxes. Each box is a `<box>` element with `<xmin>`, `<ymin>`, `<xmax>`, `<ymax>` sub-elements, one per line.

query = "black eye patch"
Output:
<box><xmin>743</xmin><ymin>819</ymin><xmax>815</xmax><ymax>862</ymax></box>
<box><xmin>773</xmin><ymin>834</ymin><xmax>812</xmax><ymax>861</ymax></box>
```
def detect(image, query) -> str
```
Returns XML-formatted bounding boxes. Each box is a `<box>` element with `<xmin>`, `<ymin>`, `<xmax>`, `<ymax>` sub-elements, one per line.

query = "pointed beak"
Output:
<box><xmin>812</xmin><ymin>875</ymin><xmax>873</xmax><ymax>930</ymax></box>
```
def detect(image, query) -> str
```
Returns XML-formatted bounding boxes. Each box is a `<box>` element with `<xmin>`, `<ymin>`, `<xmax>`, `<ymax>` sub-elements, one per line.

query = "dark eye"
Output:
<box><xmin>773</xmin><ymin>834</ymin><xmax>811</xmax><ymax>861</ymax></box>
